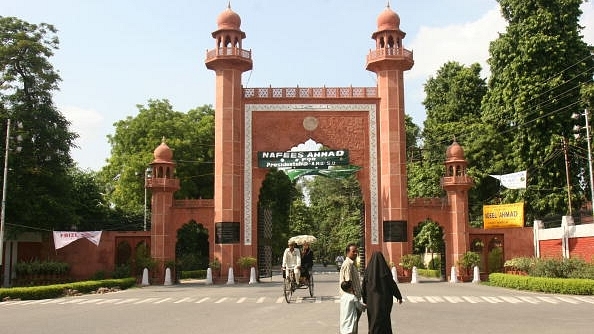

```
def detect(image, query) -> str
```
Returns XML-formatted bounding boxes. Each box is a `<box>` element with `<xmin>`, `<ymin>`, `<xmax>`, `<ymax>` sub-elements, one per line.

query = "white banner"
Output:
<box><xmin>53</xmin><ymin>231</ymin><xmax>102</xmax><ymax>250</ymax></box>
<box><xmin>490</xmin><ymin>170</ymin><xmax>527</xmax><ymax>189</ymax></box>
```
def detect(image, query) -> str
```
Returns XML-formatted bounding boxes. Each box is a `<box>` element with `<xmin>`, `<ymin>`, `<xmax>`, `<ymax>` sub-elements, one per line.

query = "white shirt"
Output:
<box><xmin>282</xmin><ymin>247</ymin><xmax>301</xmax><ymax>268</ymax></box>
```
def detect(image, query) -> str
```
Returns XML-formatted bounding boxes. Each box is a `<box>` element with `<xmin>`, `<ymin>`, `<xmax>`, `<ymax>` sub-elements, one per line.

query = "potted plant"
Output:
<box><xmin>236</xmin><ymin>256</ymin><xmax>257</xmax><ymax>277</ymax></box>
<box><xmin>457</xmin><ymin>251</ymin><xmax>481</xmax><ymax>281</ymax></box>
<box><xmin>399</xmin><ymin>254</ymin><xmax>423</xmax><ymax>279</ymax></box>
<box><xmin>209</xmin><ymin>258</ymin><xmax>221</xmax><ymax>278</ymax></box>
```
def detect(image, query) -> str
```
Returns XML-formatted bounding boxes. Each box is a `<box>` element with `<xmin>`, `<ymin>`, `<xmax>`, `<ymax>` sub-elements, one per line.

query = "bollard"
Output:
<box><xmin>411</xmin><ymin>266</ymin><xmax>418</xmax><ymax>284</ymax></box>
<box><xmin>226</xmin><ymin>267</ymin><xmax>235</xmax><ymax>285</ymax></box>
<box><xmin>472</xmin><ymin>265</ymin><xmax>481</xmax><ymax>283</ymax></box>
<box><xmin>141</xmin><ymin>268</ymin><xmax>150</xmax><ymax>286</ymax></box>
<box><xmin>249</xmin><ymin>267</ymin><xmax>257</xmax><ymax>284</ymax></box>
<box><xmin>205</xmin><ymin>267</ymin><xmax>214</xmax><ymax>285</ymax></box>
<box><xmin>449</xmin><ymin>266</ymin><xmax>458</xmax><ymax>283</ymax></box>
<box><xmin>391</xmin><ymin>266</ymin><xmax>398</xmax><ymax>283</ymax></box>
<box><xmin>164</xmin><ymin>267</ymin><xmax>172</xmax><ymax>286</ymax></box>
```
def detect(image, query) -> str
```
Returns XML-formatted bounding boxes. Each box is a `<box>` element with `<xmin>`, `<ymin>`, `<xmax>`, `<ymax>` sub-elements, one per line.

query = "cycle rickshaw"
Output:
<box><xmin>283</xmin><ymin>235</ymin><xmax>316</xmax><ymax>303</ymax></box>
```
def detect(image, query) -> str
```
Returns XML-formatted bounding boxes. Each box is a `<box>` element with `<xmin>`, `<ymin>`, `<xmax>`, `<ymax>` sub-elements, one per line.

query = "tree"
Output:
<box><xmin>481</xmin><ymin>0</ymin><xmax>594</xmax><ymax>220</ymax></box>
<box><xmin>259</xmin><ymin>168</ymin><xmax>296</xmax><ymax>262</ymax></box>
<box><xmin>99</xmin><ymin>100</ymin><xmax>214</xmax><ymax>215</ymax></box>
<box><xmin>410</xmin><ymin>61</ymin><xmax>486</xmax><ymax>199</ymax></box>
<box><xmin>413</xmin><ymin>219</ymin><xmax>444</xmax><ymax>269</ymax></box>
<box><xmin>0</xmin><ymin>16</ymin><xmax>79</xmax><ymax>234</ymax></box>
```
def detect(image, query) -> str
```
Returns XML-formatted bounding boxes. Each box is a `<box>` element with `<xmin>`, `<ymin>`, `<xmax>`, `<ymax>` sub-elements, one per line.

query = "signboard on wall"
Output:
<box><xmin>215</xmin><ymin>222</ymin><xmax>240</xmax><ymax>244</ymax></box>
<box><xmin>483</xmin><ymin>202</ymin><xmax>525</xmax><ymax>229</ymax></box>
<box><xmin>383</xmin><ymin>220</ymin><xmax>407</xmax><ymax>242</ymax></box>
<box><xmin>257</xmin><ymin>150</ymin><xmax>349</xmax><ymax>168</ymax></box>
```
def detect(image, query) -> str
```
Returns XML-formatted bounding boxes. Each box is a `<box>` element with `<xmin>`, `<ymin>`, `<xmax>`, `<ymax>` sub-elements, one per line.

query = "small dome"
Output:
<box><xmin>446</xmin><ymin>141</ymin><xmax>465</xmax><ymax>160</ymax></box>
<box><xmin>377</xmin><ymin>5</ymin><xmax>400</xmax><ymax>30</ymax></box>
<box><xmin>153</xmin><ymin>140</ymin><xmax>173</xmax><ymax>163</ymax></box>
<box><xmin>216</xmin><ymin>5</ymin><xmax>241</xmax><ymax>30</ymax></box>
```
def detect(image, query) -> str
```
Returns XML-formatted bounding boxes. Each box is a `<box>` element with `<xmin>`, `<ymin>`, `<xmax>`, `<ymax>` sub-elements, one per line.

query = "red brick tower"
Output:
<box><xmin>365</xmin><ymin>5</ymin><xmax>414</xmax><ymax>258</ymax></box>
<box><xmin>205</xmin><ymin>5</ymin><xmax>253</xmax><ymax>267</ymax></box>
<box><xmin>441</xmin><ymin>141</ymin><xmax>474</xmax><ymax>273</ymax></box>
<box><xmin>147</xmin><ymin>139</ymin><xmax>180</xmax><ymax>281</ymax></box>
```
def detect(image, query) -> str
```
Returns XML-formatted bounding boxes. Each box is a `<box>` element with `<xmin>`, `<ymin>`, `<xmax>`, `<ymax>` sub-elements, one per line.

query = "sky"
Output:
<box><xmin>3</xmin><ymin>0</ymin><xmax>594</xmax><ymax>171</ymax></box>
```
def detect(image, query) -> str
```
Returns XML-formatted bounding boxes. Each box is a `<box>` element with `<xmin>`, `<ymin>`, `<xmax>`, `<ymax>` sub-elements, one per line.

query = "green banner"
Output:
<box><xmin>284</xmin><ymin>165</ymin><xmax>361</xmax><ymax>181</ymax></box>
<box><xmin>258</xmin><ymin>150</ymin><xmax>349</xmax><ymax>169</ymax></box>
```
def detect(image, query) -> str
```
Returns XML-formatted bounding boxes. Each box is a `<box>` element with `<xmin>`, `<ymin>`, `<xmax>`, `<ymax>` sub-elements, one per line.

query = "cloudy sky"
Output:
<box><xmin>4</xmin><ymin>0</ymin><xmax>594</xmax><ymax>171</ymax></box>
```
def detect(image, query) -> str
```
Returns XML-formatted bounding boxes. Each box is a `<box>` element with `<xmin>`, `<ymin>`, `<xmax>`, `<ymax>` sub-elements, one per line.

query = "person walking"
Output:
<box><xmin>339</xmin><ymin>243</ymin><xmax>362</xmax><ymax>333</ymax></box>
<box><xmin>339</xmin><ymin>280</ymin><xmax>366</xmax><ymax>334</ymax></box>
<box><xmin>362</xmin><ymin>251</ymin><xmax>403</xmax><ymax>334</ymax></box>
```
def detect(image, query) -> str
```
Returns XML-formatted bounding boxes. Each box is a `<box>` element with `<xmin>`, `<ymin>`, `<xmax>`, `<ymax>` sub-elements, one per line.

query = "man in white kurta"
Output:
<box><xmin>282</xmin><ymin>241</ymin><xmax>301</xmax><ymax>283</ymax></box>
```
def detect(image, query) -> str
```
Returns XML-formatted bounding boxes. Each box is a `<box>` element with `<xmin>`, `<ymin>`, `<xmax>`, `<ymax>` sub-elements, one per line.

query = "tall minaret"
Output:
<box><xmin>442</xmin><ymin>141</ymin><xmax>474</xmax><ymax>277</ymax></box>
<box><xmin>147</xmin><ymin>139</ymin><xmax>180</xmax><ymax>280</ymax></box>
<box><xmin>365</xmin><ymin>5</ymin><xmax>414</xmax><ymax>254</ymax></box>
<box><xmin>205</xmin><ymin>5</ymin><xmax>253</xmax><ymax>264</ymax></box>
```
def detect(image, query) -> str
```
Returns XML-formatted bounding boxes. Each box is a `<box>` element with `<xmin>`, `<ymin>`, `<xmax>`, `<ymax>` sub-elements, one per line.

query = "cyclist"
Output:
<box><xmin>282</xmin><ymin>240</ymin><xmax>301</xmax><ymax>284</ymax></box>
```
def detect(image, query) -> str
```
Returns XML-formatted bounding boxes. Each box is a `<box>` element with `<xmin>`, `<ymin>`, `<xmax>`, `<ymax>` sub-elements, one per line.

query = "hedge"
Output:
<box><xmin>0</xmin><ymin>277</ymin><xmax>137</xmax><ymax>301</ymax></box>
<box><xmin>488</xmin><ymin>273</ymin><xmax>594</xmax><ymax>295</ymax></box>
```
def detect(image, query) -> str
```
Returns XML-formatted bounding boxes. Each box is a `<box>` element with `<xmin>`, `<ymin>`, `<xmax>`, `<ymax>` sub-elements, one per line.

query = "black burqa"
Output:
<box><xmin>362</xmin><ymin>251</ymin><xmax>403</xmax><ymax>334</ymax></box>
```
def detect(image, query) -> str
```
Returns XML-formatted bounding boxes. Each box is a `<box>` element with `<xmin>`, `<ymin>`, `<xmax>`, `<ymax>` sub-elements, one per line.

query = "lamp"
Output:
<box><xmin>572</xmin><ymin>109</ymin><xmax>594</xmax><ymax>218</ymax></box>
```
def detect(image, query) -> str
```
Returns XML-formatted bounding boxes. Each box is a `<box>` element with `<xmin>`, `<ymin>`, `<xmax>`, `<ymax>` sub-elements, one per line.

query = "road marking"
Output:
<box><xmin>425</xmin><ymin>296</ymin><xmax>445</xmax><ymax>303</ymax></box>
<box><xmin>536</xmin><ymin>296</ymin><xmax>559</xmax><ymax>304</ymax></box>
<box><xmin>275</xmin><ymin>297</ymin><xmax>284</xmax><ymax>303</ymax></box>
<box><xmin>480</xmin><ymin>296</ymin><xmax>503</xmax><ymax>303</ymax></box>
<box><xmin>555</xmin><ymin>296</ymin><xmax>579</xmax><ymax>304</ymax></box>
<box><xmin>154</xmin><ymin>298</ymin><xmax>172</xmax><ymax>304</ymax></box>
<box><xmin>97</xmin><ymin>299</ymin><xmax>120</xmax><ymax>304</ymax></box>
<box><xmin>59</xmin><ymin>299</ymin><xmax>87</xmax><ymax>304</ymax></box>
<box><xmin>237</xmin><ymin>297</ymin><xmax>247</xmax><ymax>303</ymax></box>
<box><xmin>214</xmin><ymin>297</ymin><xmax>227</xmax><ymax>304</ymax></box>
<box><xmin>516</xmin><ymin>296</ymin><xmax>539</xmax><ymax>304</ymax></box>
<box><xmin>174</xmin><ymin>297</ymin><xmax>194</xmax><ymax>303</ymax></box>
<box><xmin>256</xmin><ymin>297</ymin><xmax>266</xmax><ymax>303</ymax></box>
<box><xmin>443</xmin><ymin>296</ymin><xmax>464</xmax><ymax>303</ymax></box>
<box><xmin>404</xmin><ymin>296</ymin><xmax>426</xmax><ymax>303</ymax></box>
<box><xmin>79</xmin><ymin>299</ymin><xmax>103</xmax><ymax>304</ymax></box>
<box><xmin>462</xmin><ymin>296</ymin><xmax>482</xmax><ymax>303</ymax></box>
<box><xmin>196</xmin><ymin>297</ymin><xmax>210</xmax><ymax>303</ymax></box>
<box><xmin>573</xmin><ymin>296</ymin><xmax>594</xmax><ymax>304</ymax></box>
<box><xmin>115</xmin><ymin>298</ymin><xmax>138</xmax><ymax>304</ymax></box>
<box><xmin>134</xmin><ymin>298</ymin><xmax>159</xmax><ymax>304</ymax></box>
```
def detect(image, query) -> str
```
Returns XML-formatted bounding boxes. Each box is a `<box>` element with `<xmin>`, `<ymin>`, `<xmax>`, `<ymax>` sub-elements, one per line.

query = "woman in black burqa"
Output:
<box><xmin>362</xmin><ymin>251</ymin><xmax>403</xmax><ymax>333</ymax></box>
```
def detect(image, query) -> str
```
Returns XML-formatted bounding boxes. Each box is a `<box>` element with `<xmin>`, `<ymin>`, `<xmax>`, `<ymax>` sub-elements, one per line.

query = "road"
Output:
<box><xmin>1</xmin><ymin>267</ymin><xmax>593</xmax><ymax>334</ymax></box>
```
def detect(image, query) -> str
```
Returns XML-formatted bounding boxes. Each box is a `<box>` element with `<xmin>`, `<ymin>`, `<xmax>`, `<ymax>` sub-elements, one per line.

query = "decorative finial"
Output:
<box><xmin>162</xmin><ymin>136</ymin><xmax>166</xmax><ymax>143</ymax></box>
<box><xmin>227</xmin><ymin>1</ymin><xmax>231</xmax><ymax>9</ymax></box>
<box><xmin>387</xmin><ymin>1</ymin><xmax>391</xmax><ymax>8</ymax></box>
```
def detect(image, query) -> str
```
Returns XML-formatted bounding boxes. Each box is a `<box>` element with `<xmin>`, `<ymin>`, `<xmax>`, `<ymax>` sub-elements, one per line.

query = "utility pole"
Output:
<box><xmin>562</xmin><ymin>136</ymin><xmax>572</xmax><ymax>215</ymax></box>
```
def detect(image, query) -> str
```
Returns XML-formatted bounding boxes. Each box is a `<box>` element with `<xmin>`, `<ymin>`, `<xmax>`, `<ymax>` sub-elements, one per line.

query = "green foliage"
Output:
<box><xmin>134</xmin><ymin>242</ymin><xmax>155</xmax><ymax>274</ymax></box>
<box><xmin>209</xmin><ymin>258</ymin><xmax>221</xmax><ymax>270</ymax></box>
<box><xmin>458</xmin><ymin>251</ymin><xmax>481</xmax><ymax>271</ymax></box>
<box><xmin>237</xmin><ymin>256</ymin><xmax>257</xmax><ymax>269</ymax></box>
<box><xmin>427</xmin><ymin>257</ymin><xmax>441</xmax><ymax>271</ymax></box>
<box><xmin>0</xmin><ymin>277</ymin><xmax>137</xmax><ymax>301</ymax></box>
<box><xmin>487</xmin><ymin>247</ymin><xmax>504</xmax><ymax>273</ymax></box>
<box><xmin>112</xmin><ymin>264</ymin><xmax>132</xmax><ymax>279</ymax></box>
<box><xmin>481</xmin><ymin>0</ymin><xmax>594</xmax><ymax>219</ymax></box>
<box><xmin>488</xmin><ymin>273</ymin><xmax>594</xmax><ymax>295</ymax></box>
<box><xmin>180</xmin><ymin>270</ymin><xmax>207</xmax><ymax>279</ymax></box>
<box><xmin>399</xmin><ymin>254</ymin><xmax>423</xmax><ymax>270</ymax></box>
<box><xmin>99</xmin><ymin>101</ymin><xmax>215</xmax><ymax>215</ymax></box>
<box><xmin>14</xmin><ymin>260</ymin><xmax>70</xmax><ymax>276</ymax></box>
<box><xmin>417</xmin><ymin>268</ymin><xmax>440</xmax><ymax>278</ymax></box>
<box><xmin>0</xmin><ymin>16</ymin><xmax>80</xmax><ymax>234</ymax></box>
<box><xmin>413</xmin><ymin>219</ymin><xmax>444</xmax><ymax>254</ymax></box>
<box><xmin>259</xmin><ymin>168</ymin><xmax>297</xmax><ymax>262</ymax></box>
<box><xmin>302</xmin><ymin>174</ymin><xmax>363</xmax><ymax>264</ymax></box>
<box><xmin>175</xmin><ymin>221</ymin><xmax>209</xmax><ymax>270</ymax></box>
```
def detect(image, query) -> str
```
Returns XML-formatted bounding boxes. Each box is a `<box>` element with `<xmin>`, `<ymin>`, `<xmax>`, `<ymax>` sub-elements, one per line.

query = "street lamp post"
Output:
<box><xmin>572</xmin><ymin>109</ymin><xmax>594</xmax><ymax>219</ymax></box>
<box><xmin>144</xmin><ymin>167</ymin><xmax>152</xmax><ymax>231</ymax></box>
<box><xmin>0</xmin><ymin>119</ymin><xmax>10</xmax><ymax>266</ymax></box>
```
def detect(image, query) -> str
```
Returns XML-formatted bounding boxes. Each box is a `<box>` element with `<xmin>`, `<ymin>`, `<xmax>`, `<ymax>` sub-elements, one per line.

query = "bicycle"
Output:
<box><xmin>283</xmin><ymin>266</ymin><xmax>314</xmax><ymax>303</ymax></box>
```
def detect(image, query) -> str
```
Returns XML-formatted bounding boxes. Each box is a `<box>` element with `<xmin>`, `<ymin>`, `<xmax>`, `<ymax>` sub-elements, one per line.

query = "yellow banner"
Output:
<box><xmin>483</xmin><ymin>202</ymin><xmax>524</xmax><ymax>229</ymax></box>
